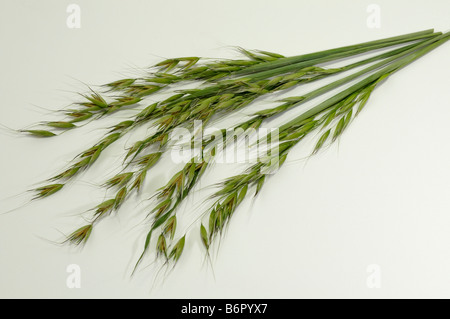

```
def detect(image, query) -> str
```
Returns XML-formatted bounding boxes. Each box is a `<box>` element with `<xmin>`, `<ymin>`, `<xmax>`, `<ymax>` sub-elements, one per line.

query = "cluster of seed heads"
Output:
<box><xmin>19</xmin><ymin>29</ymin><xmax>449</xmax><ymax>272</ymax></box>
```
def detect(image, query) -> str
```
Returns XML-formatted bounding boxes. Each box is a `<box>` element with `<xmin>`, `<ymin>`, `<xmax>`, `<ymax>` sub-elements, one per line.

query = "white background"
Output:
<box><xmin>0</xmin><ymin>0</ymin><xmax>450</xmax><ymax>298</ymax></box>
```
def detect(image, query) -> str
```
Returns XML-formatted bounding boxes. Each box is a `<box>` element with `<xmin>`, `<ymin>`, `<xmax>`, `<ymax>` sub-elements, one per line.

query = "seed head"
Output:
<box><xmin>33</xmin><ymin>184</ymin><xmax>64</xmax><ymax>199</ymax></box>
<box><xmin>65</xmin><ymin>225</ymin><xmax>93</xmax><ymax>246</ymax></box>
<box><xmin>164</xmin><ymin>216</ymin><xmax>177</xmax><ymax>240</ymax></box>
<box><xmin>22</xmin><ymin>130</ymin><xmax>56</xmax><ymax>138</ymax></box>
<box><xmin>169</xmin><ymin>236</ymin><xmax>186</xmax><ymax>262</ymax></box>
<box><xmin>156</xmin><ymin>234</ymin><xmax>167</xmax><ymax>257</ymax></box>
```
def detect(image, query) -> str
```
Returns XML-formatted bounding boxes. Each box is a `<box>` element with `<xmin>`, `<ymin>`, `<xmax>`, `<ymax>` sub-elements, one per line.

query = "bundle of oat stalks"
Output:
<box><xmin>13</xmin><ymin>29</ymin><xmax>449</xmax><ymax>273</ymax></box>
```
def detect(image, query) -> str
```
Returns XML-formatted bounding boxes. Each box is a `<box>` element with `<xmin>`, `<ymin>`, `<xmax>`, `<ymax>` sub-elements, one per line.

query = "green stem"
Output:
<box><xmin>235</xmin><ymin>29</ymin><xmax>436</xmax><ymax>75</ymax></box>
<box><xmin>244</xmin><ymin>34</ymin><xmax>443</xmax><ymax>126</ymax></box>
<box><xmin>280</xmin><ymin>32</ymin><xmax>450</xmax><ymax>132</ymax></box>
<box><xmin>246</xmin><ymin>32</ymin><xmax>442</xmax><ymax>81</ymax></box>
<box><xmin>300</xmin><ymin>33</ymin><xmax>446</xmax><ymax>102</ymax></box>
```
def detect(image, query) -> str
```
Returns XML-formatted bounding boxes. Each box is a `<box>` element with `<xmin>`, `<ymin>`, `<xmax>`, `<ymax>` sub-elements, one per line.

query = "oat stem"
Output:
<box><xmin>235</xmin><ymin>29</ymin><xmax>437</xmax><ymax>75</ymax></box>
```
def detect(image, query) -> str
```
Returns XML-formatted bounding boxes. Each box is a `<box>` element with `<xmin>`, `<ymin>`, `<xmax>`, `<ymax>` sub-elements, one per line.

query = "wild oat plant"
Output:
<box><xmin>4</xmin><ymin>29</ymin><xmax>449</xmax><ymax>276</ymax></box>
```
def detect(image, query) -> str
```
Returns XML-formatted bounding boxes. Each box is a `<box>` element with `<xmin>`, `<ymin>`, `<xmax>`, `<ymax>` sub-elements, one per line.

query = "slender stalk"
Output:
<box><xmin>234</xmin><ymin>29</ymin><xmax>436</xmax><ymax>75</ymax></box>
<box><xmin>281</xmin><ymin>32</ymin><xmax>450</xmax><ymax>131</ymax></box>
<box><xmin>244</xmin><ymin>32</ymin><xmax>442</xmax><ymax>81</ymax></box>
